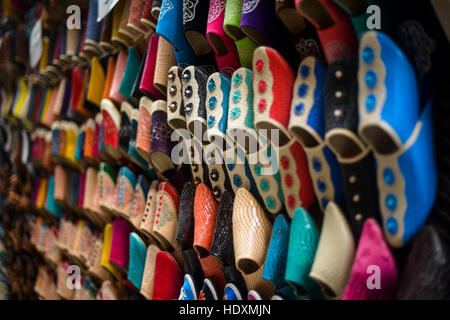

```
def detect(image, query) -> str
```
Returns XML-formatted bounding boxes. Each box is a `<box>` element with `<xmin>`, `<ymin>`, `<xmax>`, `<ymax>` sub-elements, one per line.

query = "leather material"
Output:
<box><xmin>136</xmin><ymin>97</ymin><xmax>153</xmax><ymax>162</ymax></box>
<box><xmin>167</xmin><ymin>66</ymin><xmax>186</xmax><ymax>130</ymax></box>
<box><xmin>101</xmin><ymin>98</ymin><xmax>122</xmax><ymax>160</ymax></box>
<box><xmin>210</xmin><ymin>189</ymin><xmax>235</xmax><ymax>266</ymax></box>
<box><xmin>128</xmin><ymin>108</ymin><xmax>151</xmax><ymax>170</ymax></box>
<box><xmin>114</xmin><ymin>166</ymin><xmax>137</xmax><ymax>220</ymax></box>
<box><xmin>241</xmin><ymin>0</ymin><xmax>275</xmax><ymax>46</ymax></box>
<box><xmin>198</xmin><ymin>255</ymin><xmax>226</xmax><ymax>297</ymax></box>
<box><xmin>179</xmin><ymin>274</ymin><xmax>198</xmax><ymax>300</ymax></box>
<box><xmin>154</xmin><ymin>36</ymin><xmax>176</xmax><ymax>96</ymax></box>
<box><xmin>241</xmin><ymin>265</ymin><xmax>274</xmax><ymax>300</ymax></box>
<box><xmin>128</xmin><ymin>0</ymin><xmax>151</xmax><ymax>35</ymax></box>
<box><xmin>100</xmin><ymin>223</ymin><xmax>122</xmax><ymax>283</ymax></box>
<box><xmin>310</xmin><ymin>202</ymin><xmax>355</xmax><ymax>299</ymax></box>
<box><xmin>129</xmin><ymin>175</ymin><xmax>150</xmax><ymax>230</ymax></box>
<box><xmin>140</xmin><ymin>34</ymin><xmax>166</xmax><ymax>100</ymax></box>
<box><xmin>342</xmin><ymin>218</ymin><xmax>398</xmax><ymax>300</ymax></box>
<box><xmin>140</xmin><ymin>244</ymin><xmax>161</xmax><ymax>300</ymax></box>
<box><xmin>119</xmin><ymin>47</ymin><xmax>141</xmax><ymax>101</ymax></box>
<box><xmin>396</xmin><ymin>225</ymin><xmax>450</xmax><ymax>300</ymax></box>
<box><xmin>112</xmin><ymin>0</ymin><xmax>132</xmax><ymax>48</ymax></box>
<box><xmin>153</xmin><ymin>251</ymin><xmax>183</xmax><ymax>300</ymax></box>
<box><xmin>285</xmin><ymin>208</ymin><xmax>322</xmax><ymax>299</ymax></box>
<box><xmin>152</xmin><ymin>0</ymin><xmax>162</xmax><ymax>19</ymax></box>
<box><xmin>98</xmin><ymin>162</ymin><xmax>117</xmax><ymax>219</ymax></box>
<box><xmin>141</xmin><ymin>0</ymin><xmax>157</xmax><ymax>28</ymax></box>
<box><xmin>206</xmin><ymin>149</ymin><xmax>232</xmax><ymax>201</ymax></box>
<box><xmin>150</xmin><ymin>100</ymin><xmax>175</xmax><ymax>174</ymax></box>
<box><xmin>222</xmin><ymin>264</ymin><xmax>247</xmax><ymax>296</ymax></box>
<box><xmin>193</xmin><ymin>183</ymin><xmax>219</xmax><ymax>257</ymax></box>
<box><xmin>153</xmin><ymin>182</ymin><xmax>180</xmax><ymax>251</ymax></box>
<box><xmin>139</xmin><ymin>180</ymin><xmax>159</xmax><ymax>241</ymax></box>
<box><xmin>109</xmin><ymin>50</ymin><xmax>128</xmax><ymax>105</ymax></box>
<box><xmin>131</xmin><ymin>49</ymin><xmax>146</xmax><ymax>102</ymax></box>
<box><xmin>182</xmin><ymin>0</ymin><xmax>211</xmax><ymax>56</ymax></box>
<box><xmin>252</xmin><ymin>46</ymin><xmax>295</xmax><ymax>146</ymax></box>
<box><xmin>100</xmin><ymin>11</ymin><xmax>115</xmax><ymax>52</ymax></box>
<box><xmin>109</xmin><ymin>218</ymin><xmax>132</xmax><ymax>277</ymax></box>
<box><xmin>127</xmin><ymin>232</ymin><xmax>147</xmax><ymax>291</ymax></box>
<box><xmin>176</xmin><ymin>181</ymin><xmax>196</xmax><ymax>250</ymax></box>
<box><xmin>188</xmin><ymin>137</ymin><xmax>212</xmax><ymax>189</ymax></box>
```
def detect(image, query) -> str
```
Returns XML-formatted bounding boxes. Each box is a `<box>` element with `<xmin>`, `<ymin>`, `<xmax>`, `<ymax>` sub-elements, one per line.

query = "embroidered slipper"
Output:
<box><xmin>153</xmin><ymin>251</ymin><xmax>183</xmax><ymax>300</ymax></box>
<box><xmin>278</xmin><ymin>138</ymin><xmax>315</xmax><ymax>217</ymax></box>
<box><xmin>205</xmin><ymin>72</ymin><xmax>232</xmax><ymax>150</ymax></box>
<box><xmin>182</xmin><ymin>0</ymin><xmax>211</xmax><ymax>56</ymax></box>
<box><xmin>154</xmin><ymin>35</ymin><xmax>176</xmax><ymax>96</ymax></box>
<box><xmin>295</xmin><ymin>0</ymin><xmax>358</xmax><ymax>63</ymax></box>
<box><xmin>129</xmin><ymin>108</ymin><xmax>152</xmax><ymax>170</ymax></box>
<box><xmin>83</xmin><ymin>167</ymin><xmax>101</xmax><ymax>224</ymax></box>
<box><xmin>223</xmin><ymin>0</ymin><xmax>258</xmax><ymax>69</ymax></box>
<box><xmin>119</xmin><ymin>47</ymin><xmax>141</xmax><ymax>102</ymax></box>
<box><xmin>152</xmin><ymin>182</ymin><xmax>180</xmax><ymax>252</ymax></box>
<box><xmin>118</xmin><ymin>101</ymin><xmax>134</xmax><ymax>160</ymax></box>
<box><xmin>227</xmin><ymin>68</ymin><xmax>258</xmax><ymax>153</ymax></box>
<box><xmin>87</xmin><ymin>233</ymin><xmax>114</xmax><ymax>282</ymax></box>
<box><xmin>181</xmin><ymin>66</ymin><xmax>209</xmax><ymax>137</ymax></box>
<box><xmin>240</xmin><ymin>0</ymin><xmax>275</xmax><ymax>46</ymax></box>
<box><xmin>252</xmin><ymin>46</ymin><xmax>295</xmax><ymax>147</ymax></box>
<box><xmin>141</xmin><ymin>0</ymin><xmax>157</xmax><ymax>29</ymax></box>
<box><xmin>98</xmin><ymin>162</ymin><xmax>118</xmax><ymax>219</ymax></box>
<box><xmin>248</xmin><ymin>141</ymin><xmax>284</xmax><ymax>215</ymax></box>
<box><xmin>323</xmin><ymin>57</ymin><xmax>380</xmax><ymax>238</ymax></box>
<box><xmin>140</xmin><ymin>34</ymin><xmax>166</xmax><ymax>100</ymax></box>
<box><xmin>206</xmin><ymin>0</ymin><xmax>240</xmax><ymax>76</ymax></box>
<box><xmin>140</xmin><ymin>244</ymin><xmax>161</xmax><ymax>299</ymax></box>
<box><xmin>129</xmin><ymin>175</ymin><xmax>150</xmax><ymax>229</ymax></box>
<box><xmin>109</xmin><ymin>218</ymin><xmax>132</xmax><ymax>277</ymax></box>
<box><xmin>357</xmin><ymin>31</ymin><xmax>420</xmax><ymax>155</ymax></box>
<box><xmin>309</xmin><ymin>202</ymin><xmax>355</xmax><ymax>299</ymax></box>
<box><xmin>167</xmin><ymin>66</ymin><xmax>186</xmax><ymax>130</ymax></box>
<box><xmin>101</xmin><ymin>98</ymin><xmax>122</xmax><ymax>160</ymax></box>
<box><xmin>288</xmin><ymin>56</ymin><xmax>344</xmax><ymax>212</ymax></box>
<box><xmin>128</xmin><ymin>0</ymin><xmax>152</xmax><ymax>36</ymax></box>
<box><xmin>262</xmin><ymin>214</ymin><xmax>296</xmax><ymax>299</ymax></box>
<box><xmin>136</xmin><ymin>97</ymin><xmax>153</xmax><ymax>162</ymax></box>
<box><xmin>139</xmin><ymin>180</ymin><xmax>160</xmax><ymax>241</ymax></box>
<box><xmin>96</xmin><ymin>112</ymin><xmax>115</xmax><ymax>164</ymax></box>
<box><xmin>127</xmin><ymin>232</ymin><xmax>147</xmax><ymax>291</ymax></box>
<box><xmin>114</xmin><ymin>166</ymin><xmax>137</xmax><ymax>220</ymax></box>
<box><xmin>45</xmin><ymin>176</ymin><xmax>64</xmax><ymax>220</ymax></box>
<box><xmin>285</xmin><ymin>208</ymin><xmax>322</xmax><ymax>299</ymax></box>
<box><xmin>149</xmin><ymin>100</ymin><xmax>176</xmax><ymax>175</ymax></box>
<box><xmin>396</xmin><ymin>225</ymin><xmax>450</xmax><ymax>300</ymax></box>
<box><xmin>342</xmin><ymin>218</ymin><xmax>398</xmax><ymax>300</ymax></box>
<box><xmin>85</xmin><ymin>0</ymin><xmax>103</xmax><ymax>56</ymax></box>
<box><xmin>109</xmin><ymin>50</ymin><xmax>128</xmax><ymax>105</ymax></box>
<box><xmin>155</xmin><ymin>0</ymin><xmax>196</xmax><ymax>65</ymax></box>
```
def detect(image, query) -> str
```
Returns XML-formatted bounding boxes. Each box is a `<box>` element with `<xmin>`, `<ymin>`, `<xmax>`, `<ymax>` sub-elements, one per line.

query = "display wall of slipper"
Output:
<box><xmin>155</xmin><ymin>0</ymin><xmax>196</xmax><ymax>65</ymax></box>
<box><xmin>252</xmin><ymin>46</ymin><xmax>295</xmax><ymax>147</ymax></box>
<box><xmin>295</xmin><ymin>0</ymin><xmax>358</xmax><ymax>63</ymax></box>
<box><xmin>309</xmin><ymin>202</ymin><xmax>355</xmax><ymax>299</ymax></box>
<box><xmin>288</xmin><ymin>56</ymin><xmax>344</xmax><ymax>212</ymax></box>
<box><xmin>341</xmin><ymin>218</ymin><xmax>398</xmax><ymax>300</ymax></box>
<box><xmin>140</xmin><ymin>244</ymin><xmax>161</xmax><ymax>300</ymax></box>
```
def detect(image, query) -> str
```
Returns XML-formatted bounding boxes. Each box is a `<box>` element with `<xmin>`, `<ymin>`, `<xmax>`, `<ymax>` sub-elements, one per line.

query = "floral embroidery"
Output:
<box><xmin>281</xmin><ymin>156</ymin><xmax>289</xmax><ymax>170</ymax></box>
<box><xmin>257</xmin><ymin>80</ymin><xmax>267</xmax><ymax>93</ymax></box>
<box><xmin>260</xmin><ymin>178</ymin><xmax>269</xmax><ymax>192</ymax></box>
<box><xmin>300</xmin><ymin>65</ymin><xmax>310</xmax><ymax>78</ymax></box>
<box><xmin>207</xmin><ymin>0</ymin><xmax>226</xmax><ymax>23</ymax></box>
<box><xmin>287</xmin><ymin>195</ymin><xmax>295</xmax><ymax>208</ymax></box>
<box><xmin>285</xmin><ymin>174</ymin><xmax>293</xmax><ymax>187</ymax></box>
<box><xmin>266</xmin><ymin>196</ymin><xmax>276</xmax><ymax>210</ymax></box>
<box><xmin>257</xmin><ymin>99</ymin><xmax>267</xmax><ymax>112</ymax></box>
<box><xmin>233</xmin><ymin>174</ymin><xmax>242</xmax><ymax>187</ymax></box>
<box><xmin>208</xmin><ymin>78</ymin><xmax>216</xmax><ymax>91</ymax></box>
<box><xmin>157</xmin><ymin>200</ymin><xmax>175</xmax><ymax>228</ymax></box>
<box><xmin>298</xmin><ymin>83</ymin><xmax>308</xmax><ymax>97</ymax></box>
<box><xmin>230</xmin><ymin>106</ymin><xmax>241</xmax><ymax>120</ymax></box>
<box><xmin>232</xmin><ymin>73</ymin><xmax>243</xmax><ymax>86</ymax></box>
<box><xmin>159</xmin><ymin>0</ymin><xmax>174</xmax><ymax>20</ymax></box>
<box><xmin>294</xmin><ymin>102</ymin><xmax>304</xmax><ymax>115</ymax></box>
<box><xmin>208</xmin><ymin>96</ymin><xmax>217</xmax><ymax>110</ymax></box>
<box><xmin>255</xmin><ymin>59</ymin><xmax>264</xmax><ymax>72</ymax></box>
<box><xmin>232</xmin><ymin>90</ymin><xmax>241</xmax><ymax>103</ymax></box>
<box><xmin>207</xmin><ymin>116</ymin><xmax>215</xmax><ymax>128</ymax></box>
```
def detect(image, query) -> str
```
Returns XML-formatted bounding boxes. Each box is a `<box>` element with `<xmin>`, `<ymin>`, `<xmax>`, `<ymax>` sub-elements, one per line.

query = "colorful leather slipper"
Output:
<box><xmin>179</xmin><ymin>274</ymin><xmax>198</xmax><ymax>300</ymax></box>
<box><xmin>98</xmin><ymin>163</ymin><xmax>118</xmax><ymax>219</ymax></box>
<box><xmin>205</xmin><ymin>72</ymin><xmax>232</xmax><ymax>150</ymax></box>
<box><xmin>223</xmin><ymin>283</ymin><xmax>244</xmax><ymax>301</ymax></box>
<box><xmin>357</xmin><ymin>31</ymin><xmax>420</xmax><ymax>155</ymax></box>
<box><xmin>109</xmin><ymin>50</ymin><xmax>128</xmax><ymax>105</ymax></box>
<box><xmin>101</xmin><ymin>223</ymin><xmax>122</xmax><ymax>283</ymax></box>
<box><xmin>285</xmin><ymin>208</ymin><xmax>322</xmax><ymax>300</ymax></box>
<box><xmin>141</xmin><ymin>0</ymin><xmax>157</xmax><ymax>29</ymax></box>
<box><xmin>101</xmin><ymin>98</ymin><xmax>122</xmax><ymax>160</ymax></box>
<box><xmin>114</xmin><ymin>166</ymin><xmax>137</xmax><ymax>220</ymax></box>
<box><xmin>100</xmin><ymin>12</ymin><xmax>115</xmax><ymax>53</ymax></box>
<box><xmin>119</xmin><ymin>47</ymin><xmax>141</xmax><ymax>102</ymax></box>
<box><xmin>128</xmin><ymin>108</ymin><xmax>151</xmax><ymax>170</ymax></box>
<box><xmin>136</xmin><ymin>97</ymin><xmax>153</xmax><ymax>162</ymax></box>
<box><xmin>342</xmin><ymin>219</ymin><xmax>398</xmax><ymax>300</ymax></box>
<box><xmin>182</xmin><ymin>0</ymin><xmax>211</xmax><ymax>56</ymax></box>
<box><xmin>323</xmin><ymin>57</ymin><xmax>380</xmax><ymax>238</ymax></box>
<box><xmin>127</xmin><ymin>232</ymin><xmax>147</xmax><ymax>291</ymax></box>
<box><xmin>153</xmin><ymin>251</ymin><xmax>183</xmax><ymax>300</ymax></box>
<box><xmin>240</xmin><ymin>0</ymin><xmax>274</xmax><ymax>46</ymax></box>
<box><xmin>288</xmin><ymin>56</ymin><xmax>344</xmax><ymax>212</ymax></box>
<box><xmin>155</xmin><ymin>0</ymin><xmax>196</xmax><ymax>65</ymax></box>
<box><xmin>109</xmin><ymin>218</ymin><xmax>132</xmax><ymax>277</ymax></box>
<box><xmin>182</xmin><ymin>66</ymin><xmax>209</xmax><ymax>137</ymax></box>
<box><xmin>295</xmin><ymin>0</ymin><xmax>358</xmax><ymax>63</ymax></box>
<box><xmin>396</xmin><ymin>225</ymin><xmax>450</xmax><ymax>300</ymax></box>
<box><xmin>206</xmin><ymin>0</ymin><xmax>240</xmax><ymax>76</ymax></box>
<box><xmin>262</xmin><ymin>214</ymin><xmax>296</xmax><ymax>300</ymax></box>
<box><xmin>152</xmin><ymin>182</ymin><xmax>180</xmax><ymax>252</ymax></box>
<box><xmin>275</xmin><ymin>0</ymin><xmax>324</xmax><ymax>62</ymax></box>
<box><xmin>140</xmin><ymin>34</ymin><xmax>166</xmax><ymax>100</ymax></box>
<box><xmin>131</xmin><ymin>49</ymin><xmax>147</xmax><ymax>102</ymax></box>
<box><xmin>198</xmin><ymin>278</ymin><xmax>219</xmax><ymax>300</ymax></box>
<box><xmin>278</xmin><ymin>138</ymin><xmax>315</xmax><ymax>217</ymax></box>
<box><xmin>119</xmin><ymin>0</ymin><xmax>141</xmax><ymax>42</ymax></box>
<box><xmin>128</xmin><ymin>0</ymin><xmax>152</xmax><ymax>36</ymax></box>
<box><xmin>154</xmin><ymin>36</ymin><xmax>176</xmax><ymax>96</ymax></box>
<box><xmin>129</xmin><ymin>175</ymin><xmax>150</xmax><ymax>230</ymax></box>
<box><xmin>309</xmin><ymin>202</ymin><xmax>355</xmax><ymax>299</ymax></box>
<box><xmin>227</xmin><ymin>67</ymin><xmax>257</xmax><ymax>153</ymax></box>
<box><xmin>85</xmin><ymin>0</ymin><xmax>103</xmax><ymax>56</ymax></box>
<box><xmin>252</xmin><ymin>46</ymin><xmax>295</xmax><ymax>147</ymax></box>
<box><xmin>140</xmin><ymin>244</ymin><xmax>161</xmax><ymax>299</ymax></box>
<box><xmin>139</xmin><ymin>180</ymin><xmax>160</xmax><ymax>241</ymax></box>
<box><xmin>167</xmin><ymin>66</ymin><xmax>186</xmax><ymax>130</ymax></box>
<box><xmin>150</xmin><ymin>100</ymin><xmax>176</xmax><ymax>175</ymax></box>
<box><xmin>118</xmin><ymin>101</ymin><xmax>134</xmax><ymax>160</ymax></box>
<box><xmin>111</xmin><ymin>0</ymin><xmax>132</xmax><ymax>48</ymax></box>
<box><xmin>176</xmin><ymin>181</ymin><xmax>196</xmax><ymax>250</ymax></box>
<box><xmin>248</xmin><ymin>141</ymin><xmax>284</xmax><ymax>215</ymax></box>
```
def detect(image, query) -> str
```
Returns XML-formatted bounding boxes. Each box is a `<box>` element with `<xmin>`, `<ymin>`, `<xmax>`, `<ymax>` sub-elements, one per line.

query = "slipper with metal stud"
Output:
<box><xmin>127</xmin><ymin>232</ymin><xmax>147</xmax><ymax>291</ymax></box>
<box><xmin>288</xmin><ymin>56</ymin><xmax>344</xmax><ymax>212</ymax></box>
<box><xmin>262</xmin><ymin>214</ymin><xmax>297</xmax><ymax>300</ymax></box>
<box><xmin>109</xmin><ymin>218</ymin><xmax>132</xmax><ymax>277</ymax></box>
<box><xmin>204</xmin><ymin>146</ymin><xmax>232</xmax><ymax>201</ymax></box>
<box><xmin>140</xmin><ymin>244</ymin><xmax>161</xmax><ymax>299</ymax></box>
<box><xmin>309</xmin><ymin>202</ymin><xmax>355</xmax><ymax>300</ymax></box>
<box><xmin>139</xmin><ymin>34</ymin><xmax>166</xmax><ymax>100</ymax></box>
<box><xmin>252</xmin><ymin>46</ymin><xmax>295</xmax><ymax>147</ymax></box>
<box><xmin>285</xmin><ymin>207</ymin><xmax>323</xmax><ymax>300</ymax></box>
<box><xmin>323</xmin><ymin>56</ymin><xmax>380</xmax><ymax>238</ymax></box>
<box><xmin>167</xmin><ymin>66</ymin><xmax>186</xmax><ymax>131</ymax></box>
<box><xmin>154</xmin><ymin>36</ymin><xmax>176</xmax><ymax>96</ymax></box>
<box><xmin>206</xmin><ymin>0</ymin><xmax>240</xmax><ymax>77</ymax></box>
<box><xmin>295</xmin><ymin>0</ymin><xmax>358</xmax><ymax>63</ymax></box>
<box><xmin>182</xmin><ymin>0</ymin><xmax>211</xmax><ymax>56</ymax></box>
<box><xmin>358</xmin><ymin>31</ymin><xmax>437</xmax><ymax>247</ymax></box>
<box><xmin>129</xmin><ymin>175</ymin><xmax>150</xmax><ymax>230</ymax></box>
<box><xmin>153</xmin><ymin>251</ymin><xmax>183</xmax><ymax>300</ymax></box>
<box><xmin>342</xmin><ymin>218</ymin><xmax>398</xmax><ymax>300</ymax></box>
<box><xmin>240</xmin><ymin>0</ymin><xmax>275</xmax><ymax>46</ymax></box>
<box><xmin>155</xmin><ymin>0</ymin><xmax>196</xmax><ymax>65</ymax></box>
<box><xmin>136</xmin><ymin>97</ymin><xmax>153</xmax><ymax>163</ymax></box>
<box><xmin>139</xmin><ymin>180</ymin><xmax>160</xmax><ymax>242</ymax></box>
<box><xmin>233</xmin><ymin>188</ymin><xmax>274</xmax><ymax>299</ymax></box>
